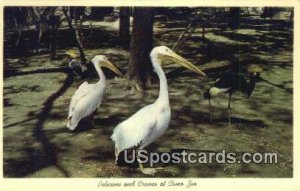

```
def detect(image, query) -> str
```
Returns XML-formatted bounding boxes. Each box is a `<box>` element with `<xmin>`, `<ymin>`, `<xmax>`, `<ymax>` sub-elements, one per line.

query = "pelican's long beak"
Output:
<box><xmin>104</xmin><ymin>61</ymin><xmax>123</xmax><ymax>76</ymax></box>
<box><xmin>167</xmin><ymin>52</ymin><xmax>206</xmax><ymax>77</ymax></box>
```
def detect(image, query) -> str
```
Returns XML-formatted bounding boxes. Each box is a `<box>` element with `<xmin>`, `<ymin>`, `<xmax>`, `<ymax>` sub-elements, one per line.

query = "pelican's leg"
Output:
<box><xmin>209</xmin><ymin>98</ymin><xmax>213</xmax><ymax>122</ymax></box>
<box><xmin>114</xmin><ymin>146</ymin><xmax>119</xmax><ymax>164</ymax></box>
<box><xmin>137</xmin><ymin>149</ymin><xmax>163</xmax><ymax>176</ymax></box>
<box><xmin>91</xmin><ymin>113</ymin><xmax>96</xmax><ymax>128</ymax></box>
<box><xmin>228</xmin><ymin>94</ymin><xmax>232</xmax><ymax>127</ymax></box>
<box><xmin>91</xmin><ymin>109</ymin><xmax>98</xmax><ymax>128</ymax></box>
<box><xmin>91</xmin><ymin>119</ymin><xmax>95</xmax><ymax>128</ymax></box>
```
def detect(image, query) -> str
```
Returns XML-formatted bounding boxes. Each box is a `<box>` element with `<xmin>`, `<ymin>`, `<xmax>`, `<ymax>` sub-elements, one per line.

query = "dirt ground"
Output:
<box><xmin>3</xmin><ymin>15</ymin><xmax>293</xmax><ymax>177</ymax></box>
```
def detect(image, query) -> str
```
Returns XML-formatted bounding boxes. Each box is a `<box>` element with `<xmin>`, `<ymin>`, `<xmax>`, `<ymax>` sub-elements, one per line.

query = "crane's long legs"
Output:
<box><xmin>209</xmin><ymin>98</ymin><xmax>213</xmax><ymax>122</ymax></box>
<box><xmin>228</xmin><ymin>94</ymin><xmax>232</xmax><ymax>127</ymax></box>
<box><xmin>137</xmin><ymin>149</ymin><xmax>163</xmax><ymax>176</ymax></box>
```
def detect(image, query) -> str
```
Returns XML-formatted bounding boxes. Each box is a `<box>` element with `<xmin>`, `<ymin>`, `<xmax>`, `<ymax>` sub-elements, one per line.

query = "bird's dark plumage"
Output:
<box><xmin>203</xmin><ymin>71</ymin><xmax>260</xmax><ymax>99</ymax></box>
<box><xmin>203</xmin><ymin>64</ymin><xmax>262</xmax><ymax>126</ymax></box>
<box><xmin>68</xmin><ymin>59</ymin><xmax>88</xmax><ymax>78</ymax></box>
<box><xmin>65</xmin><ymin>50</ymin><xmax>88</xmax><ymax>79</ymax></box>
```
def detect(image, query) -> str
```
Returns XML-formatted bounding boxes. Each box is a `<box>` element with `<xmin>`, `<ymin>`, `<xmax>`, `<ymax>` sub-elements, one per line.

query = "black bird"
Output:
<box><xmin>65</xmin><ymin>50</ymin><xmax>87</xmax><ymax>78</ymax></box>
<box><xmin>65</xmin><ymin>50</ymin><xmax>89</xmax><ymax>88</ymax></box>
<box><xmin>68</xmin><ymin>58</ymin><xmax>87</xmax><ymax>78</ymax></box>
<box><xmin>203</xmin><ymin>64</ymin><xmax>262</xmax><ymax>126</ymax></box>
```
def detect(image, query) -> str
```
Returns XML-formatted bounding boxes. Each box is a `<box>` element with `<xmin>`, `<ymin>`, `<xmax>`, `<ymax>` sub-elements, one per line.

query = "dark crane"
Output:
<box><xmin>203</xmin><ymin>64</ymin><xmax>263</xmax><ymax>126</ymax></box>
<box><xmin>65</xmin><ymin>50</ymin><xmax>89</xmax><ymax>88</ymax></box>
<box><xmin>65</xmin><ymin>50</ymin><xmax>87</xmax><ymax>78</ymax></box>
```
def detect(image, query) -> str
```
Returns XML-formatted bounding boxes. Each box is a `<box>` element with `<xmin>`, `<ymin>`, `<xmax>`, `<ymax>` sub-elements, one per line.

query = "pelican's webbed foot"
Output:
<box><xmin>139</xmin><ymin>163</ymin><xmax>163</xmax><ymax>176</ymax></box>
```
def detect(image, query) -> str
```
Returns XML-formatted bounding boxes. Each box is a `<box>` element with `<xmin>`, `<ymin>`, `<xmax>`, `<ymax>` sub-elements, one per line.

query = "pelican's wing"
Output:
<box><xmin>111</xmin><ymin>104</ymin><xmax>158</xmax><ymax>152</ymax></box>
<box><xmin>68</xmin><ymin>81</ymin><xmax>90</xmax><ymax>118</ymax></box>
<box><xmin>67</xmin><ymin>81</ymin><xmax>105</xmax><ymax>131</ymax></box>
<box><xmin>69</xmin><ymin>90</ymin><xmax>101</xmax><ymax>126</ymax></box>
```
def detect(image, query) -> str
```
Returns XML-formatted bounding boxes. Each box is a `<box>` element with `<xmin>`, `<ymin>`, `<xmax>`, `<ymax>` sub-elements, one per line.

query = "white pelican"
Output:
<box><xmin>111</xmin><ymin>46</ymin><xmax>206</xmax><ymax>175</ymax></box>
<box><xmin>67</xmin><ymin>55</ymin><xmax>122</xmax><ymax>131</ymax></box>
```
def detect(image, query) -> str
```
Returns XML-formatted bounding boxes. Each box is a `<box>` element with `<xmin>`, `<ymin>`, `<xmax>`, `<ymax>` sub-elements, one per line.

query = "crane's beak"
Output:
<box><xmin>66</xmin><ymin>52</ymin><xmax>78</xmax><ymax>59</ymax></box>
<box><xmin>103</xmin><ymin>61</ymin><xmax>123</xmax><ymax>76</ymax></box>
<box><xmin>166</xmin><ymin>52</ymin><xmax>206</xmax><ymax>77</ymax></box>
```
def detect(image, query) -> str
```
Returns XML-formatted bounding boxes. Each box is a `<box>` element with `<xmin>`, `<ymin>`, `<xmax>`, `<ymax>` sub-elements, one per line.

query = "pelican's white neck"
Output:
<box><xmin>151</xmin><ymin>54</ymin><xmax>169</xmax><ymax>105</ymax></box>
<box><xmin>94</xmin><ymin>62</ymin><xmax>106</xmax><ymax>84</ymax></box>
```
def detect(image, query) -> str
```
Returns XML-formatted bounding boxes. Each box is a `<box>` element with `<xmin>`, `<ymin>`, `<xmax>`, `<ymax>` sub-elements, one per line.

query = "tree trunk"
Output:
<box><xmin>119</xmin><ymin>7</ymin><xmax>130</xmax><ymax>49</ymax></box>
<box><xmin>49</xmin><ymin>14</ymin><xmax>60</xmax><ymax>60</ymax></box>
<box><xmin>62</xmin><ymin>7</ymin><xmax>86</xmax><ymax>65</ymax></box>
<box><xmin>290</xmin><ymin>9</ymin><xmax>293</xmax><ymax>21</ymax></box>
<box><xmin>73</xmin><ymin>8</ymin><xmax>85</xmax><ymax>48</ymax></box>
<box><xmin>228</xmin><ymin>8</ymin><xmax>240</xmax><ymax>29</ymax></box>
<box><xmin>49</xmin><ymin>27</ymin><xmax>56</xmax><ymax>60</ymax></box>
<box><xmin>128</xmin><ymin>7</ymin><xmax>154</xmax><ymax>89</ymax></box>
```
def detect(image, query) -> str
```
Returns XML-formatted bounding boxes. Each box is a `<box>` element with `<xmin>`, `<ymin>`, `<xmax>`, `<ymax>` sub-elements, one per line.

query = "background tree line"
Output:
<box><xmin>4</xmin><ymin>7</ymin><xmax>293</xmax><ymax>89</ymax></box>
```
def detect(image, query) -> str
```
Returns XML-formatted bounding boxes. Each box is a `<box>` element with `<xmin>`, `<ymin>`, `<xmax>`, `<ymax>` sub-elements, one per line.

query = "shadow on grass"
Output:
<box><xmin>3</xmin><ymin>117</ymin><xmax>36</xmax><ymax>129</ymax></box>
<box><xmin>4</xmin><ymin>71</ymin><xmax>73</xmax><ymax>177</ymax></box>
<box><xmin>260</xmin><ymin>77</ymin><xmax>293</xmax><ymax>93</ymax></box>
<box><xmin>4</xmin><ymin>66</ymin><xmax>69</xmax><ymax>78</ymax></box>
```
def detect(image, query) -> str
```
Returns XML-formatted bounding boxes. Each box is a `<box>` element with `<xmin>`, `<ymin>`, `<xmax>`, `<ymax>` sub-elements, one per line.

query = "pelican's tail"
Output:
<box><xmin>111</xmin><ymin>130</ymin><xmax>121</xmax><ymax>163</ymax></box>
<box><xmin>67</xmin><ymin>116</ymin><xmax>77</xmax><ymax>131</ymax></box>
<box><xmin>110</xmin><ymin>131</ymin><xmax>118</xmax><ymax>145</ymax></box>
